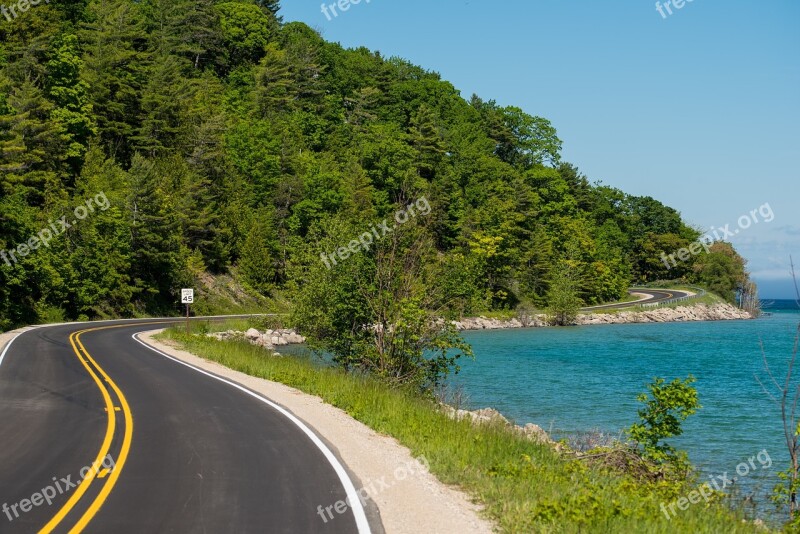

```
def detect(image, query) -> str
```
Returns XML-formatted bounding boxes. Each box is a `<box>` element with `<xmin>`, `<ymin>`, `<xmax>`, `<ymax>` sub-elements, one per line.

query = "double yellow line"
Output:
<box><xmin>40</xmin><ymin>322</ymin><xmax>170</xmax><ymax>533</ymax></box>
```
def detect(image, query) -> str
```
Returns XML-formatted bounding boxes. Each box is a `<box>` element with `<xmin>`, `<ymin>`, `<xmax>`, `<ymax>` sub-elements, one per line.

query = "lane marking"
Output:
<box><xmin>42</xmin><ymin>321</ymin><xmax>175</xmax><ymax>534</ymax></box>
<box><xmin>132</xmin><ymin>332</ymin><xmax>373</xmax><ymax>534</ymax></box>
<box><xmin>1</xmin><ymin>316</ymin><xmax>268</xmax><ymax>370</ymax></box>
<box><xmin>67</xmin><ymin>327</ymin><xmax>138</xmax><ymax>533</ymax></box>
<box><xmin>0</xmin><ymin>332</ymin><xmax>22</xmax><ymax>368</ymax></box>
<box><xmin>40</xmin><ymin>329</ymin><xmax>119</xmax><ymax>534</ymax></box>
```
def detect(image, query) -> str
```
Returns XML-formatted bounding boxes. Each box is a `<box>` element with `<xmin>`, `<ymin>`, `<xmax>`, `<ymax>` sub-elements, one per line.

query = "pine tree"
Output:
<box><xmin>147</xmin><ymin>0</ymin><xmax>223</xmax><ymax>71</ymax></box>
<box><xmin>255</xmin><ymin>43</ymin><xmax>295</xmax><ymax>116</ymax></box>
<box><xmin>45</xmin><ymin>34</ymin><xmax>97</xmax><ymax>175</ymax></box>
<box><xmin>408</xmin><ymin>104</ymin><xmax>445</xmax><ymax>180</ymax></box>
<box><xmin>239</xmin><ymin>211</ymin><xmax>275</xmax><ymax>295</ymax></box>
<box><xmin>128</xmin><ymin>155</ymin><xmax>188</xmax><ymax>310</ymax></box>
<box><xmin>81</xmin><ymin>0</ymin><xmax>149</xmax><ymax>162</ymax></box>
<box><xmin>178</xmin><ymin>163</ymin><xmax>230</xmax><ymax>273</ymax></box>
<box><xmin>68</xmin><ymin>147</ymin><xmax>137</xmax><ymax>317</ymax></box>
<box><xmin>255</xmin><ymin>0</ymin><xmax>281</xmax><ymax>18</ymax></box>
<box><xmin>134</xmin><ymin>54</ymin><xmax>192</xmax><ymax>156</ymax></box>
<box><xmin>0</xmin><ymin>80</ymin><xmax>66</xmax><ymax>199</ymax></box>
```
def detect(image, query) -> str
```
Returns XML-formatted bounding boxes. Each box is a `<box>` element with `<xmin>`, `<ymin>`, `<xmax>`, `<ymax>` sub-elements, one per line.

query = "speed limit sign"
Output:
<box><xmin>181</xmin><ymin>289</ymin><xmax>194</xmax><ymax>304</ymax></box>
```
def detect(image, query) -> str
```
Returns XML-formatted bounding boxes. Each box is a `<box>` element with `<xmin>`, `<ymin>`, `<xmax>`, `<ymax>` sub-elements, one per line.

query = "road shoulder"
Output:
<box><xmin>0</xmin><ymin>326</ymin><xmax>40</xmax><ymax>363</ymax></box>
<box><xmin>138</xmin><ymin>329</ymin><xmax>495</xmax><ymax>534</ymax></box>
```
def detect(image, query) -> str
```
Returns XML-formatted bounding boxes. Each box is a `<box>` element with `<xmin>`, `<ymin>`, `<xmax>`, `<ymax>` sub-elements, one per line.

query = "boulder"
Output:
<box><xmin>521</xmin><ymin>423</ymin><xmax>553</xmax><ymax>444</ymax></box>
<box><xmin>285</xmin><ymin>333</ymin><xmax>306</xmax><ymax>344</ymax></box>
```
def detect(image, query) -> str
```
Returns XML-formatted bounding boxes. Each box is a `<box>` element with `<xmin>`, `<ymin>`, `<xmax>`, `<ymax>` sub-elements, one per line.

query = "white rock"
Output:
<box><xmin>271</xmin><ymin>336</ymin><xmax>288</xmax><ymax>346</ymax></box>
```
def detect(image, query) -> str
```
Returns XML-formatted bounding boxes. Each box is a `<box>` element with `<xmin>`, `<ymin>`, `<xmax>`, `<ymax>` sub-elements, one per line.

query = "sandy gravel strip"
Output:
<box><xmin>138</xmin><ymin>329</ymin><xmax>495</xmax><ymax>534</ymax></box>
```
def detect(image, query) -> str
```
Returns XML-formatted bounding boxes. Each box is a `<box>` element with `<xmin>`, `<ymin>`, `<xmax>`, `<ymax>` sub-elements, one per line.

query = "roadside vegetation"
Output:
<box><xmin>160</xmin><ymin>327</ymin><xmax>764</xmax><ymax>533</ymax></box>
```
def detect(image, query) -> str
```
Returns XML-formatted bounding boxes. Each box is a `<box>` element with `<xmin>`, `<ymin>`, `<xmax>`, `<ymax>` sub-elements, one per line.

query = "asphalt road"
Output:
<box><xmin>0</xmin><ymin>319</ymin><xmax>374</xmax><ymax>533</ymax></box>
<box><xmin>580</xmin><ymin>288</ymin><xmax>693</xmax><ymax>311</ymax></box>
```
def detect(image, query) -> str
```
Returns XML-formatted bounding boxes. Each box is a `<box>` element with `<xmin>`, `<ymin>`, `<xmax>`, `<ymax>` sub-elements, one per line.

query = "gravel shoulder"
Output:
<box><xmin>139</xmin><ymin>330</ymin><xmax>495</xmax><ymax>534</ymax></box>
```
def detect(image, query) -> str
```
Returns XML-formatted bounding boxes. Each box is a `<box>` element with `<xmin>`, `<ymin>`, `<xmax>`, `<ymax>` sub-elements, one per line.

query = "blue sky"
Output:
<box><xmin>279</xmin><ymin>1</ymin><xmax>800</xmax><ymax>298</ymax></box>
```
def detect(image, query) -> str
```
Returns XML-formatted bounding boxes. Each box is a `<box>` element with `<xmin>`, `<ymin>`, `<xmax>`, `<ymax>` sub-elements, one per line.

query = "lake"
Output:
<box><xmin>452</xmin><ymin>300</ymin><xmax>799</xmax><ymax>514</ymax></box>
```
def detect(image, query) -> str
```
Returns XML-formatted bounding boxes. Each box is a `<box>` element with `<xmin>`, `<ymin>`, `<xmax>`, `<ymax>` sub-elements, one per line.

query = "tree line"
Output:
<box><xmin>0</xmin><ymin>0</ymin><xmax>753</xmax><ymax>332</ymax></box>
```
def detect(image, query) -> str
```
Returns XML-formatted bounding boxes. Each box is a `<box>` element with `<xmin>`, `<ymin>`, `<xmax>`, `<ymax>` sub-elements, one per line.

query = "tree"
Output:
<box><xmin>128</xmin><ymin>156</ymin><xmax>189</xmax><ymax>311</ymax></box>
<box><xmin>45</xmin><ymin>34</ymin><xmax>97</xmax><ymax>174</ymax></box>
<box><xmin>408</xmin><ymin>104</ymin><xmax>445</xmax><ymax>180</ymax></box>
<box><xmin>238</xmin><ymin>211</ymin><xmax>275</xmax><ymax>295</ymax></box>
<box><xmin>344</xmin><ymin>87</ymin><xmax>381</xmax><ymax>129</ymax></box>
<box><xmin>254</xmin><ymin>42</ymin><xmax>295</xmax><ymax>116</ymax></box>
<box><xmin>216</xmin><ymin>2</ymin><xmax>276</xmax><ymax>68</ymax></box>
<box><xmin>545</xmin><ymin>260</ymin><xmax>583</xmax><ymax>326</ymax></box>
<box><xmin>635</xmin><ymin>232</ymin><xmax>695</xmax><ymax>282</ymax></box>
<box><xmin>254</xmin><ymin>0</ymin><xmax>281</xmax><ymax>19</ymax></box>
<box><xmin>81</xmin><ymin>0</ymin><xmax>148</xmax><ymax>162</ymax></box>
<box><xmin>691</xmin><ymin>242</ymin><xmax>748</xmax><ymax>303</ymax></box>
<box><xmin>134</xmin><ymin>54</ymin><xmax>192</xmax><ymax>156</ymax></box>
<box><xmin>628</xmin><ymin>376</ymin><xmax>700</xmax><ymax>473</ymax></box>
<box><xmin>0</xmin><ymin>80</ymin><xmax>67</xmax><ymax>199</ymax></box>
<box><xmin>292</xmin><ymin>214</ymin><xmax>472</xmax><ymax>391</ymax></box>
<box><xmin>66</xmin><ymin>147</ymin><xmax>137</xmax><ymax>317</ymax></box>
<box><xmin>471</xmin><ymin>96</ymin><xmax>562</xmax><ymax>169</ymax></box>
<box><xmin>149</xmin><ymin>0</ymin><xmax>223</xmax><ymax>71</ymax></box>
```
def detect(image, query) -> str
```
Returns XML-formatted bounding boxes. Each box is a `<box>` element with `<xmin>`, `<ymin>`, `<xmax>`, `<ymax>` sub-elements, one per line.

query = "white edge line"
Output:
<box><xmin>0</xmin><ymin>326</ymin><xmax>42</xmax><ymax>368</ymax></box>
<box><xmin>131</xmin><ymin>332</ymin><xmax>372</xmax><ymax>534</ymax></box>
<box><xmin>0</xmin><ymin>315</ymin><xmax>270</xmax><ymax>369</ymax></box>
<box><xmin>0</xmin><ymin>331</ymin><xmax>24</xmax><ymax>368</ymax></box>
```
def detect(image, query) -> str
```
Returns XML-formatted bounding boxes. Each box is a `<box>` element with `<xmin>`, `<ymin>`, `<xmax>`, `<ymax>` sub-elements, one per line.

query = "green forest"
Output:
<box><xmin>0</xmin><ymin>0</ymin><xmax>753</xmax><ymax>331</ymax></box>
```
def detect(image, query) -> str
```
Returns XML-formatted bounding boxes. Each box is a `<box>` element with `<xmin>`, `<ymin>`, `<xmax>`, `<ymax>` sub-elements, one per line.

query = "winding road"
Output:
<box><xmin>0</xmin><ymin>319</ymin><xmax>375</xmax><ymax>533</ymax></box>
<box><xmin>580</xmin><ymin>288</ymin><xmax>694</xmax><ymax>312</ymax></box>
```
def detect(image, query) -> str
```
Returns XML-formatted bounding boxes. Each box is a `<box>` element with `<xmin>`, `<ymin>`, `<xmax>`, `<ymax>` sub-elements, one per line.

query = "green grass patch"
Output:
<box><xmin>158</xmin><ymin>330</ymin><xmax>765</xmax><ymax>533</ymax></box>
<box><xmin>627</xmin><ymin>292</ymin><xmax>725</xmax><ymax>313</ymax></box>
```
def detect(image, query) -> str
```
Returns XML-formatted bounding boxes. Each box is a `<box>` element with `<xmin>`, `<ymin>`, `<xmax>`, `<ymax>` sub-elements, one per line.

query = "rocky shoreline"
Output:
<box><xmin>442</xmin><ymin>406</ymin><xmax>553</xmax><ymax>445</ymax></box>
<box><xmin>206</xmin><ymin>327</ymin><xmax>306</xmax><ymax>355</ymax></box>
<box><xmin>453</xmin><ymin>303</ymin><xmax>752</xmax><ymax>331</ymax></box>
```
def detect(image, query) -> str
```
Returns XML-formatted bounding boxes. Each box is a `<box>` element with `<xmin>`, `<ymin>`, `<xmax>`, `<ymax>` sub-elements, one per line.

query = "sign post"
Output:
<box><xmin>181</xmin><ymin>289</ymin><xmax>194</xmax><ymax>335</ymax></box>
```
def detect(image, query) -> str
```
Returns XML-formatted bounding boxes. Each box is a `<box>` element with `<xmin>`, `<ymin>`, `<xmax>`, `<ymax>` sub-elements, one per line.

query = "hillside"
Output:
<box><xmin>0</xmin><ymin>0</ymin><xmax>753</xmax><ymax>330</ymax></box>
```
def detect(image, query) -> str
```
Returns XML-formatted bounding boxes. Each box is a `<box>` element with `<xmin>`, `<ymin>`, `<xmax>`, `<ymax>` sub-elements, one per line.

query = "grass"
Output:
<box><xmin>158</xmin><ymin>328</ymin><xmax>766</xmax><ymax>533</ymax></box>
<box><xmin>582</xmin><ymin>285</ymin><xmax>724</xmax><ymax>314</ymax></box>
<box><xmin>626</xmin><ymin>292</ymin><xmax>725</xmax><ymax>313</ymax></box>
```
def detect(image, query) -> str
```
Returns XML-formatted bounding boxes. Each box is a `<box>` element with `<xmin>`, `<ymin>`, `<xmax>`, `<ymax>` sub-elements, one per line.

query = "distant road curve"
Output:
<box><xmin>581</xmin><ymin>289</ymin><xmax>694</xmax><ymax>312</ymax></box>
<box><xmin>0</xmin><ymin>317</ymin><xmax>373</xmax><ymax>533</ymax></box>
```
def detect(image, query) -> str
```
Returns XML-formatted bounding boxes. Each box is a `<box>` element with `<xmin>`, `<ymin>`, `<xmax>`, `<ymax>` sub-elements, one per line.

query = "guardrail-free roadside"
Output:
<box><xmin>638</xmin><ymin>287</ymin><xmax>706</xmax><ymax>308</ymax></box>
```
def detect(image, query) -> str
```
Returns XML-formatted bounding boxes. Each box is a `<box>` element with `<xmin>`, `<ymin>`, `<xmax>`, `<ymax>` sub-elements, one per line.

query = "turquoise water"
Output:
<box><xmin>452</xmin><ymin>302</ymin><xmax>799</xmax><ymax>504</ymax></box>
